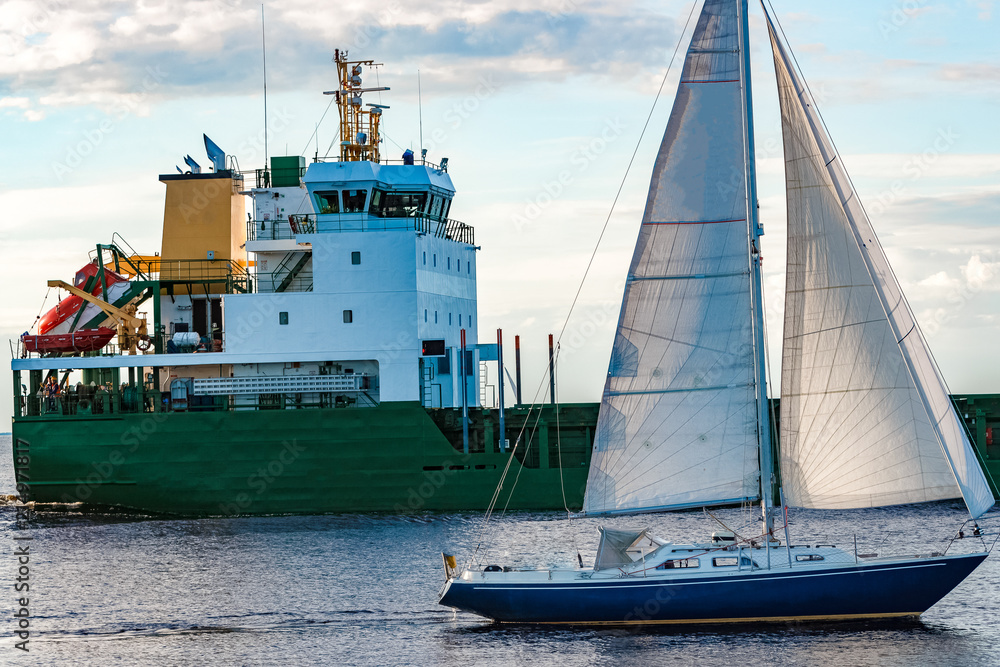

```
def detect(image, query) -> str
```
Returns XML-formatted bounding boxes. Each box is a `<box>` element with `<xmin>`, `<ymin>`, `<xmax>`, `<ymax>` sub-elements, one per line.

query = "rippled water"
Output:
<box><xmin>2</xmin><ymin>433</ymin><xmax>999</xmax><ymax>666</ymax></box>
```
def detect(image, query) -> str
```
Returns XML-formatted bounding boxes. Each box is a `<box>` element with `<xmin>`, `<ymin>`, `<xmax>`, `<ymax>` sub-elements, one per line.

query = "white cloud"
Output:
<box><xmin>0</xmin><ymin>96</ymin><xmax>30</xmax><ymax>108</ymax></box>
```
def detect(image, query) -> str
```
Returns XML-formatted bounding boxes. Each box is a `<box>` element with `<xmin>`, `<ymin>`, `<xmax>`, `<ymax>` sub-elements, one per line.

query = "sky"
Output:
<box><xmin>2</xmin><ymin>0</ymin><xmax>999</xmax><ymax>424</ymax></box>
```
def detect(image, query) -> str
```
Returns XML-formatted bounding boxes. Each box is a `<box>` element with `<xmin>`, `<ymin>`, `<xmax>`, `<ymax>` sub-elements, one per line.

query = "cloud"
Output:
<box><xmin>0</xmin><ymin>1</ymin><xmax>679</xmax><ymax>113</ymax></box>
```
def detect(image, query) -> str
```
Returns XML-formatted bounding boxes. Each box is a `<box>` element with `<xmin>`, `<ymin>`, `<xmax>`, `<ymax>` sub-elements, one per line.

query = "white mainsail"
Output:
<box><xmin>583</xmin><ymin>0</ymin><xmax>761</xmax><ymax>515</ymax></box>
<box><xmin>767</xmin><ymin>14</ymin><xmax>994</xmax><ymax>518</ymax></box>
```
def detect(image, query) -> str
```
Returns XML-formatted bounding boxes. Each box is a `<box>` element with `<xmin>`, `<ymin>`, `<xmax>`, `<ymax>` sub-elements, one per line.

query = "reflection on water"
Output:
<box><xmin>1</xmin><ymin>434</ymin><xmax>997</xmax><ymax>666</ymax></box>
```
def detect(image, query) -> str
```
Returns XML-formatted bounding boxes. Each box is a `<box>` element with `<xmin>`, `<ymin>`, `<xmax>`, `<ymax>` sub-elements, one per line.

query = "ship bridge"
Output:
<box><xmin>230</xmin><ymin>153</ymin><xmax>480</xmax><ymax>411</ymax></box>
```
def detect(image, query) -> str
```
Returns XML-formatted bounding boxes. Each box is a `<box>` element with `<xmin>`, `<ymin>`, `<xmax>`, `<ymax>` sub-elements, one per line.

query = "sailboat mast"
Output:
<box><xmin>738</xmin><ymin>0</ymin><xmax>775</xmax><ymax>531</ymax></box>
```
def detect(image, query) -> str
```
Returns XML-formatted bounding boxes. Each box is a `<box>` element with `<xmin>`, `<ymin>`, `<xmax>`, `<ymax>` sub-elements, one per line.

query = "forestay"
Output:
<box><xmin>767</xmin><ymin>13</ymin><xmax>994</xmax><ymax>518</ymax></box>
<box><xmin>583</xmin><ymin>0</ymin><xmax>761</xmax><ymax>515</ymax></box>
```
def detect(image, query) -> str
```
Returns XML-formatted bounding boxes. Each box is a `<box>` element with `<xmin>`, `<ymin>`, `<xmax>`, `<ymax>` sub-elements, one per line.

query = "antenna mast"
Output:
<box><xmin>418</xmin><ymin>69</ymin><xmax>424</xmax><ymax>162</ymax></box>
<box><xmin>261</xmin><ymin>5</ymin><xmax>269</xmax><ymax>169</ymax></box>
<box><xmin>325</xmin><ymin>50</ymin><xmax>390</xmax><ymax>163</ymax></box>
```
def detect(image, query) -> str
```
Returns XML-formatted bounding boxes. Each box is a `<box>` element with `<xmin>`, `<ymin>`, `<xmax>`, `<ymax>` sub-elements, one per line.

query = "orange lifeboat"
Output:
<box><xmin>38</xmin><ymin>263</ymin><xmax>131</xmax><ymax>335</ymax></box>
<box><xmin>21</xmin><ymin>327</ymin><xmax>117</xmax><ymax>354</ymax></box>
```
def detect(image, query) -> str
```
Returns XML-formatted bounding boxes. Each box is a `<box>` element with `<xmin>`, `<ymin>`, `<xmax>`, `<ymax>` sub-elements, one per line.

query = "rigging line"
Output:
<box><xmin>299</xmin><ymin>96</ymin><xmax>337</xmax><ymax>158</ymax></box>
<box><xmin>553</xmin><ymin>0</ymin><xmax>699</xmax><ymax>349</ymax></box>
<box><xmin>475</xmin><ymin>0</ymin><xmax>698</xmax><ymax>556</ymax></box>
<box><xmin>471</xmin><ymin>360</ymin><xmax>563</xmax><ymax>564</ymax></box>
<box><xmin>322</xmin><ymin>126</ymin><xmax>342</xmax><ymax>160</ymax></box>
<box><xmin>757</xmin><ymin>230</ymin><xmax>780</xmax><ymax>493</ymax></box>
<box><xmin>553</xmin><ymin>343</ymin><xmax>571</xmax><ymax>515</ymax></box>
<box><xmin>31</xmin><ymin>287</ymin><xmax>52</xmax><ymax>333</ymax></box>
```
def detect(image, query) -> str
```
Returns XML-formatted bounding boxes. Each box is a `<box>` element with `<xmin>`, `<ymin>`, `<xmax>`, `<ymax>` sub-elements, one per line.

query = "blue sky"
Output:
<box><xmin>2</xmin><ymin>0</ymin><xmax>999</xmax><ymax>421</ymax></box>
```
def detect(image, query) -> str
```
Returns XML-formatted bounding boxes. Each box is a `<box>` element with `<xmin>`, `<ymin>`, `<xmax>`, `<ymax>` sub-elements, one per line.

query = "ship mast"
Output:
<box><xmin>738</xmin><ymin>0</ymin><xmax>775</xmax><ymax>539</ymax></box>
<box><xmin>325</xmin><ymin>49</ymin><xmax>389</xmax><ymax>163</ymax></box>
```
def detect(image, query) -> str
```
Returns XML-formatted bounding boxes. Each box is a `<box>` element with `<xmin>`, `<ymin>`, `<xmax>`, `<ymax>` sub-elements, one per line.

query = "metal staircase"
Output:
<box><xmin>272</xmin><ymin>252</ymin><xmax>312</xmax><ymax>293</ymax></box>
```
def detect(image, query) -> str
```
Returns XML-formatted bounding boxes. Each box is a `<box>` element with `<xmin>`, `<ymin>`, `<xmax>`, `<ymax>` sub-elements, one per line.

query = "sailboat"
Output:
<box><xmin>438</xmin><ymin>0</ymin><xmax>995</xmax><ymax>625</ymax></box>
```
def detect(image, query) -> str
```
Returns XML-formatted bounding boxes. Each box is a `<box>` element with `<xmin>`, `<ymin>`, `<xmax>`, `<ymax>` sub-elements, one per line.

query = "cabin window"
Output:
<box><xmin>459</xmin><ymin>314</ymin><xmax>463</xmax><ymax>326</ymax></box>
<box><xmin>423</xmin><ymin>251</ymin><xmax>427</xmax><ymax>265</ymax></box>
<box><xmin>368</xmin><ymin>189</ymin><xmax>427</xmax><ymax>218</ymax></box>
<box><xmin>351</xmin><ymin>251</ymin><xmax>361</xmax><ymax>265</ymax></box>
<box><xmin>457</xmin><ymin>259</ymin><xmax>461</xmax><ymax>272</ymax></box>
<box><xmin>343</xmin><ymin>310</ymin><xmax>353</xmax><ymax>323</ymax></box>
<box><xmin>433</xmin><ymin>254</ymin><xmax>437</xmax><ymax>267</ymax></box>
<box><xmin>314</xmin><ymin>190</ymin><xmax>340</xmax><ymax>214</ymax></box>
<box><xmin>796</xmin><ymin>554</ymin><xmax>825</xmax><ymax>562</ymax></box>
<box><xmin>342</xmin><ymin>189</ymin><xmax>367</xmax><ymax>213</ymax></box>
<box><xmin>449</xmin><ymin>313</ymin><xmax>453</xmax><ymax>326</ymax></box>
<box><xmin>279</xmin><ymin>312</ymin><xmax>288</xmax><ymax>325</ymax></box>
<box><xmin>657</xmin><ymin>558</ymin><xmax>699</xmax><ymax>570</ymax></box>
<box><xmin>467</xmin><ymin>262</ymin><xmax>471</xmax><ymax>274</ymax></box>
<box><xmin>429</xmin><ymin>195</ymin><xmax>443</xmax><ymax>220</ymax></box>
<box><xmin>447</xmin><ymin>257</ymin><xmax>451</xmax><ymax>270</ymax></box>
<box><xmin>424</xmin><ymin>309</ymin><xmax>428</xmax><ymax>323</ymax></box>
<box><xmin>438</xmin><ymin>355</ymin><xmax>450</xmax><ymax>375</ymax></box>
<box><xmin>712</xmin><ymin>557</ymin><xmax>739</xmax><ymax>567</ymax></box>
<box><xmin>434</xmin><ymin>311</ymin><xmax>438</xmax><ymax>324</ymax></box>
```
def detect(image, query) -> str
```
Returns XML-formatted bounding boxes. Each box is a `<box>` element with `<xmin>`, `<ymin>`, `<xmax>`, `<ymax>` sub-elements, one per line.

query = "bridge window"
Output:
<box><xmin>429</xmin><ymin>195</ymin><xmax>443</xmax><ymax>220</ymax></box>
<box><xmin>369</xmin><ymin>189</ymin><xmax>427</xmax><ymax>218</ymax></box>
<box><xmin>342</xmin><ymin>189</ymin><xmax>367</xmax><ymax>213</ymax></box>
<box><xmin>314</xmin><ymin>190</ymin><xmax>340</xmax><ymax>214</ymax></box>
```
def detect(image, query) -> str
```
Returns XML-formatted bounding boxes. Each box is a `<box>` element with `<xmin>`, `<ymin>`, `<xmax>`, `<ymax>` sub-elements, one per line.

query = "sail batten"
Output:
<box><xmin>583</xmin><ymin>0</ymin><xmax>760</xmax><ymax>516</ymax></box>
<box><xmin>767</xmin><ymin>12</ymin><xmax>994</xmax><ymax>519</ymax></box>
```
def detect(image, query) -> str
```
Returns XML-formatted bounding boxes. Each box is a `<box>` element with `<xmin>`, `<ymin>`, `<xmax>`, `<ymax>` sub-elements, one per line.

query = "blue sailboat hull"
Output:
<box><xmin>440</xmin><ymin>552</ymin><xmax>987</xmax><ymax>625</ymax></box>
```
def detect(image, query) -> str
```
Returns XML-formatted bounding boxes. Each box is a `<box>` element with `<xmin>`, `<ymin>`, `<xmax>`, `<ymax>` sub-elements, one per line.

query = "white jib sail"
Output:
<box><xmin>583</xmin><ymin>0</ymin><xmax>761</xmax><ymax>515</ymax></box>
<box><xmin>768</xmin><ymin>15</ymin><xmax>994</xmax><ymax>518</ymax></box>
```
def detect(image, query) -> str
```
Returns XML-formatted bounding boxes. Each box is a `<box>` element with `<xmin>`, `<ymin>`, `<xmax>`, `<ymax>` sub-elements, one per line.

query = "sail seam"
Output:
<box><xmin>630</xmin><ymin>271</ymin><xmax>748</xmax><ymax>282</ymax></box>
<box><xmin>646</xmin><ymin>218</ymin><xmax>746</xmax><ymax>225</ymax></box>
<box><xmin>608</xmin><ymin>384</ymin><xmax>752</xmax><ymax>397</ymax></box>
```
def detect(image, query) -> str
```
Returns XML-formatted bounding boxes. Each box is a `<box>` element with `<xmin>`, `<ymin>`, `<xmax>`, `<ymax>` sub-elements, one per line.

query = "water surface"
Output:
<box><xmin>2</xmin><ymin>434</ymin><xmax>997</xmax><ymax>666</ymax></box>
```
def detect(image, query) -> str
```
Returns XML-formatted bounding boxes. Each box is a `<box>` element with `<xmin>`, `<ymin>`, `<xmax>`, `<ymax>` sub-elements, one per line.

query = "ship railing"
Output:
<box><xmin>257</xmin><ymin>267</ymin><xmax>314</xmax><ymax>294</ymax></box>
<box><xmin>14</xmin><ymin>375</ymin><xmax>380</xmax><ymax>419</ymax></box>
<box><xmin>247</xmin><ymin>215</ymin><xmax>317</xmax><ymax>242</ymax></box>
<box><xmin>247</xmin><ymin>213</ymin><xmax>473</xmax><ymax>245</ymax></box>
<box><xmin>115</xmin><ymin>257</ymin><xmax>253</xmax><ymax>294</ymax></box>
<box><xmin>308</xmin><ymin>156</ymin><xmax>447</xmax><ymax>171</ymax></box>
<box><xmin>19</xmin><ymin>381</ymin><xmax>156</xmax><ymax>418</ymax></box>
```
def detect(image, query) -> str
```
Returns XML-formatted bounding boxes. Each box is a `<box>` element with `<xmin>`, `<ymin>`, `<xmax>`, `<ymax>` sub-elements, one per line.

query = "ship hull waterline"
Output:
<box><xmin>439</xmin><ymin>552</ymin><xmax>988</xmax><ymax>625</ymax></box>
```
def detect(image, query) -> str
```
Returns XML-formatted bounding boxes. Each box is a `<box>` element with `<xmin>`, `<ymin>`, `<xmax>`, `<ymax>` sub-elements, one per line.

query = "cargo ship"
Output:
<box><xmin>10</xmin><ymin>53</ymin><xmax>1000</xmax><ymax>516</ymax></box>
<box><xmin>10</xmin><ymin>52</ymin><xmax>596</xmax><ymax>515</ymax></box>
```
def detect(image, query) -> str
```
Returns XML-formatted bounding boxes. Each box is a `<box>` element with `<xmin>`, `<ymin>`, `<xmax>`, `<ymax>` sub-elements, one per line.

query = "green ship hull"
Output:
<box><xmin>11</xmin><ymin>402</ymin><xmax>596</xmax><ymax>515</ymax></box>
<box><xmin>12</xmin><ymin>393</ymin><xmax>1000</xmax><ymax>516</ymax></box>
